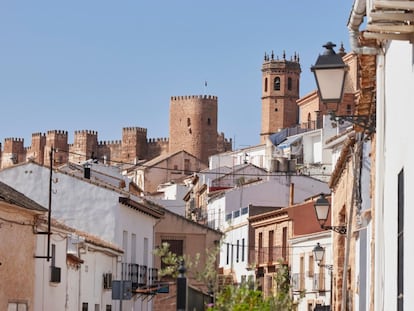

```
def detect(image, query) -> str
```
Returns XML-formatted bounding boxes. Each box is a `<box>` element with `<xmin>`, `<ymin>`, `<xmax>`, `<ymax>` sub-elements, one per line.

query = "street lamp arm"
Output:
<box><xmin>329</xmin><ymin>111</ymin><xmax>376</xmax><ymax>132</ymax></box>
<box><xmin>318</xmin><ymin>263</ymin><xmax>333</xmax><ymax>271</ymax></box>
<box><xmin>321</xmin><ymin>224</ymin><xmax>347</xmax><ymax>235</ymax></box>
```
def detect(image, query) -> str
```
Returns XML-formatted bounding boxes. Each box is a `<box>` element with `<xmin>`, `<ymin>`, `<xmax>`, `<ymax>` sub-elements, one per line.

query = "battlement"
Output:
<box><xmin>74</xmin><ymin>130</ymin><xmax>98</xmax><ymax>136</ymax></box>
<box><xmin>123</xmin><ymin>127</ymin><xmax>147</xmax><ymax>133</ymax></box>
<box><xmin>170</xmin><ymin>95</ymin><xmax>217</xmax><ymax>101</ymax></box>
<box><xmin>32</xmin><ymin>132</ymin><xmax>46</xmax><ymax>138</ymax></box>
<box><xmin>47</xmin><ymin>130</ymin><xmax>68</xmax><ymax>136</ymax></box>
<box><xmin>4</xmin><ymin>137</ymin><xmax>24</xmax><ymax>143</ymax></box>
<box><xmin>147</xmin><ymin>137</ymin><xmax>169</xmax><ymax>143</ymax></box>
<box><xmin>98</xmin><ymin>140</ymin><xmax>122</xmax><ymax>146</ymax></box>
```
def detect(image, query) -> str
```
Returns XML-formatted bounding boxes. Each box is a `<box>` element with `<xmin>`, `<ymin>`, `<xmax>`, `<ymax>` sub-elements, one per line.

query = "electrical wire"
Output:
<box><xmin>55</xmin><ymin>149</ymin><xmax>332</xmax><ymax>179</ymax></box>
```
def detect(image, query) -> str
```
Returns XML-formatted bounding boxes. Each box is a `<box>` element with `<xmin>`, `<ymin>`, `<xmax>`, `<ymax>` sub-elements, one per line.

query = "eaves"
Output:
<box><xmin>119</xmin><ymin>197</ymin><xmax>164</xmax><ymax>219</ymax></box>
<box><xmin>328</xmin><ymin>135</ymin><xmax>356</xmax><ymax>189</ymax></box>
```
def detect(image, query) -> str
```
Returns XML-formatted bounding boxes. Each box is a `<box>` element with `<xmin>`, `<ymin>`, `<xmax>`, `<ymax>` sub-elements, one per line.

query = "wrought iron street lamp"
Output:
<box><xmin>311</xmin><ymin>42</ymin><xmax>348</xmax><ymax>104</ymax></box>
<box><xmin>314</xmin><ymin>193</ymin><xmax>347</xmax><ymax>235</ymax></box>
<box><xmin>313</xmin><ymin>243</ymin><xmax>333</xmax><ymax>309</ymax></box>
<box><xmin>311</xmin><ymin>42</ymin><xmax>375</xmax><ymax>132</ymax></box>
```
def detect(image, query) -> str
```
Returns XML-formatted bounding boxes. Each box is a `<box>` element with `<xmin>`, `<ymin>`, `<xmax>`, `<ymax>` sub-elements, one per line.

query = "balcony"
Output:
<box><xmin>120</xmin><ymin>263</ymin><xmax>158</xmax><ymax>291</ymax></box>
<box><xmin>251</xmin><ymin>247</ymin><xmax>288</xmax><ymax>266</ymax></box>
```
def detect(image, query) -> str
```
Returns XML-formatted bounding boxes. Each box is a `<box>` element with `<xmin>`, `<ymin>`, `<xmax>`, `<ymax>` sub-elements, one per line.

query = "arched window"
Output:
<box><xmin>264</xmin><ymin>78</ymin><xmax>268</xmax><ymax>92</ymax></box>
<box><xmin>274</xmin><ymin>77</ymin><xmax>280</xmax><ymax>91</ymax></box>
<box><xmin>288</xmin><ymin>77</ymin><xmax>292</xmax><ymax>91</ymax></box>
<box><xmin>207</xmin><ymin>118</ymin><xmax>211</xmax><ymax>125</ymax></box>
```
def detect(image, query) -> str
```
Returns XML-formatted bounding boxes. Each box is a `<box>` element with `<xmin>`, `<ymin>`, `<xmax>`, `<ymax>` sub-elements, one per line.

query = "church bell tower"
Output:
<box><xmin>260</xmin><ymin>51</ymin><xmax>301</xmax><ymax>144</ymax></box>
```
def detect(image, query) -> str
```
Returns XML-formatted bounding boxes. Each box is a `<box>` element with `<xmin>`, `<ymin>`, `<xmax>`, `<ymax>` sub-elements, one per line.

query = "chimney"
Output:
<box><xmin>289</xmin><ymin>183</ymin><xmax>294</xmax><ymax>206</ymax></box>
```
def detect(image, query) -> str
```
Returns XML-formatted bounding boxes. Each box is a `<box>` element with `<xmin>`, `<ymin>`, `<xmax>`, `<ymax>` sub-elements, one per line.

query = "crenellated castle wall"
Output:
<box><xmin>147</xmin><ymin>137</ymin><xmax>169</xmax><ymax>159</ymax></box>
<box><xmin>0</xmin><ymin>95</ymin><xmax>232</xmax><ymax>169</ymax></box>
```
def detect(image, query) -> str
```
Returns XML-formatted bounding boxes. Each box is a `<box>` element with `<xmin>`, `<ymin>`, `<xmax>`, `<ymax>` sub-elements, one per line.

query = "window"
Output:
<box><xmin>131</xmin><ymin>233</ymin><xmax>136</xmax><ymax>264</ymax></box>
<box><xmin>225</xmin><ymin>213</ymin><xmax>232</xmax><ymax>221</ymax></box>
<box><xmin>264</xmin><ymin>78</ymin><xmax>268</xmax><ymax>92</ymax></box>
<box><xmin>122</xmin><ymin>231</ymin><xmax>128</xmax><ymax>261</ymax></box>
<box><xmin>94</xmin><ymin>304</ymin><xmax>99</xmax><ymax>311</ymax></box>
<box><xmin>241</xmin><ymin>207</ymin><xmax>248</xmax><ymax>215</ymax></box>
<box><xmin>161</xmin><ymin>238</ymin><xmax>183</xmax><ymax>269</ymax></box>
<box><xmin>207</xmin><ymin>118</ymin><xmax>211</xmax><ymax>125</ymax></box>
<box><xmin>226</xmin><ymin>243</ymin><xmax>230</xmax><ymax>265</ymax></box>
<box><xmin>82</xmin><ymin>303</ymin><xmax>88</xmax><ymax>311</ymax></box>
<box><xmin>51</xmin><ymin>243</ymin><xmax>56</xmax><ymax>266</ymax></box>
<box><xmin>7</xmin><ymin>302</ymin><xmax>27</xmax><ymax>311</ymax></box>
<box><xmin>398</xmin><ymin>169</ymin><xmax>404</xmax><ymax>310</ymax></box>
<box><xmin>288</xmin><ymin>77</ymin><xmax>292</xmax><ymax>90</ymax></box>
<box><xmin>268</xmin><ymin>230</ymin><xmax>274</xmax><ymax>263</ymax></box>
<box><xmin>241</xmin><ymin>238</ymin><xmax>245</xmax><ymax>262</ymax></box>
<box><xmin>143</xmin><ymin>237</ymin><xmax>149</xmax><ymax>266</ymax></box>
<box><xmin>282</xmin><ymin>227</ymin><xmax>287</xmax><ymax>261</ymax></box>
<box><xmin>233</xmin><ymin>210</ymin><xmax>240</xmax><ymax>218</ymax></box>
<box><xmin>184</xmin><ymin>159</ymin><xmax>190</xmax><ymax>174</ymax></box>
<box><xmin>106</xmin><ymin>305</ymin><xmax>112</xmax><ymax>311</ymax></box>
<box><xmin>236</xmin><ymin>240</ymin><xmax>240</xmax><ymax>262</ymax></box>
<box><xmin>258</xmin><ymin>232</ymin><xmax>263</xmax><ymax>264</ymax></box>
<box><xmin>308</xmin><ymin>254</ymin><xmax>314</xmax><ymax>277</ymax></box>
<box><xmin>300</xmin><ymin>255</ymin><xmax>305</xmax><ymax>291</ymax></box>
<box><xmin>274</xmin><ymin>77</ymin><xmax>280</xmax><ymax>90</ymax></box>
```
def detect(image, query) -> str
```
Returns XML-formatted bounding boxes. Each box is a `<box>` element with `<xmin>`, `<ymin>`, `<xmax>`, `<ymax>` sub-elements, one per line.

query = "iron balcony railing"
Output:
<box><xmin>250</xmin><ymin>247</ymin><xmax>288</xmax><ymax>266</ymax></box>
<box><xmin>120</xmin><ymin>263</ymin><xmax>158</xmax><ymax>290</ymax></box>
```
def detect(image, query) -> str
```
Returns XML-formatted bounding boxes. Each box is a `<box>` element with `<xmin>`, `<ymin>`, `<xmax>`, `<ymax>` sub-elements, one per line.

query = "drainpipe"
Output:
<box><xmin>374</xmin><ymin>53</ymin><xmax>386</xmax><ymax>311</ymax></box>
<box><xmin>348</xmin><ymin>0</ymin><xmax>381</xmax><ymax>55</ymax></box>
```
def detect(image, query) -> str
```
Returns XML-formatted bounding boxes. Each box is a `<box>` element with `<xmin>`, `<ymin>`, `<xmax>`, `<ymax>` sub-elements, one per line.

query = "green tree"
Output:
<box><xmin>209</xmin><ymin>261</ymin><xmax>298</xmax><ymax>311</ymax></box>
<box><xmin>209</xmin><ymin>281</ymin><xmax>271</xmax><ymax>311</ymax></box>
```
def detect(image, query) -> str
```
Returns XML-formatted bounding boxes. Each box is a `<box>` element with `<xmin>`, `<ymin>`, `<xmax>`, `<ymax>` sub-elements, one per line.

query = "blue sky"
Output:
<box><xmin>0</xmin><ymin>1</ymin><xmax>353</xmax><ymax>149</ymax></box>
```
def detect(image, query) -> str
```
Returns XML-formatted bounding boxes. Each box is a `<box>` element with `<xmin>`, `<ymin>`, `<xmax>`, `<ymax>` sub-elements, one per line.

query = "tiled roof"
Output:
<box><xmin>0</xmin><ymin>181</ymin><xmax>47</xmax><ymax>212</ymax></box>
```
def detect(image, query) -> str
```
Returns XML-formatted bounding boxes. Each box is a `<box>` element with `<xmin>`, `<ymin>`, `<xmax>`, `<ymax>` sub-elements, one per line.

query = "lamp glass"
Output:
<box><xmin>314</xmin><ymin>194</ymin><xmax>330</xmax><ymax>224</ymax></box>
<box><xmin>313</xmin><ymin>243</ymin><xmax>325</xmax><ymax>263</ymax></box>
<box><xmin>313</xmin><ymin>68</ymin><xmax>347</xmax><ymax>103</ymax></box>
<box><xmin>314</xmin><ymin>203</ymin><xmax>330</xmax><ymax>222</ymax></box>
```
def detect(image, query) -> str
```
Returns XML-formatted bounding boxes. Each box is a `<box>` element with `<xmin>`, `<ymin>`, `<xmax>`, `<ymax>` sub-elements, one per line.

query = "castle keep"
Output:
<box><xmin>0</xmin><ymin>95</ymin><xmax>232</xmax><ymax>169</ymax></box>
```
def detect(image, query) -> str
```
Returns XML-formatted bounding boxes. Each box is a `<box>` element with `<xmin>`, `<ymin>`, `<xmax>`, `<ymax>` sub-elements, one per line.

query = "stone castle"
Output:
<box><xmin>0</xmin><ymin>95</ymin><xmax>232</xmax><ymax>169</ymax></box>
<box><xmin>0</xmin><ymin>50</ymin><xmax>317</xmax><ymax>170</ymax></box>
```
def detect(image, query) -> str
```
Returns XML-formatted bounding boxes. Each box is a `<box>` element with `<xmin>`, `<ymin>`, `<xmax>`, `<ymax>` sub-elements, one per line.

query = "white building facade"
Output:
<box><xmin>0</xmin><ymin>162</ymin><xmax>163</xmax><ymax>311</ymax></box>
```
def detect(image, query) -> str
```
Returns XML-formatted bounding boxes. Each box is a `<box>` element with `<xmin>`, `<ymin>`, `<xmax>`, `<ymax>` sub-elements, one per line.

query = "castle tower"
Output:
<box><xmin>29</xmin><ymin>132</ymin><xmax>46</xmax><ymax>165</ymax></box>
<box><xmin>121</xmin><ymin>127</ymin><xmax>148</xmax><ymax>163</ymax></box>
<box><xmin>260</xmin><ymin>51</ymin><xmax>301</xmax><ymax>144</ymax></box>
<box><xmin>1</xmin><ymin>138</ymin><xmax>25</xmax><ymax>168</ymax></box>
<box><xmin>45</xmin><ymin>130</ymin><xmax>69</xmax><ymax>166</ymax></box>
<box><xmin>169</xmin><ymin>95</ymin><xmax>218</xmax><ymax>164</ymax></box>
<box><xmin>70</xmin><ymin>130</ymin><xmax>99</xmax><ymax>163</ymax></box>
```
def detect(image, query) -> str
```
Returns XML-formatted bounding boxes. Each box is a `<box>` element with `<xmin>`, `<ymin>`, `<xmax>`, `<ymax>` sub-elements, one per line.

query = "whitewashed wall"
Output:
<box><xmin>291</xmin><ymin>233</ymin><xmax>332</xmax><ymax>310</ymax></box>
<box><xmin>379</xmin><ymin>40</ymin><xmax>414</xmax><ymax>311</ymax></box>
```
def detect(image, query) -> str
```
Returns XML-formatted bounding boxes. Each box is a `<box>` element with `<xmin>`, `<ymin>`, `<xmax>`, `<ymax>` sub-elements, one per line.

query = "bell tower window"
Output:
<box><xmin>288</xmin><ymin>77</ymin><xmax>292</xmax><ymax>91</ymax></box>
<box><xmin>264</xmin><ymin>78</ymin><xmax>268</xmax><ymax>92</ymax></box>
<box><xmin>274</xmin><ymin>77</ymin><xmax>280</xmax><ymax>91</ymax></box>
